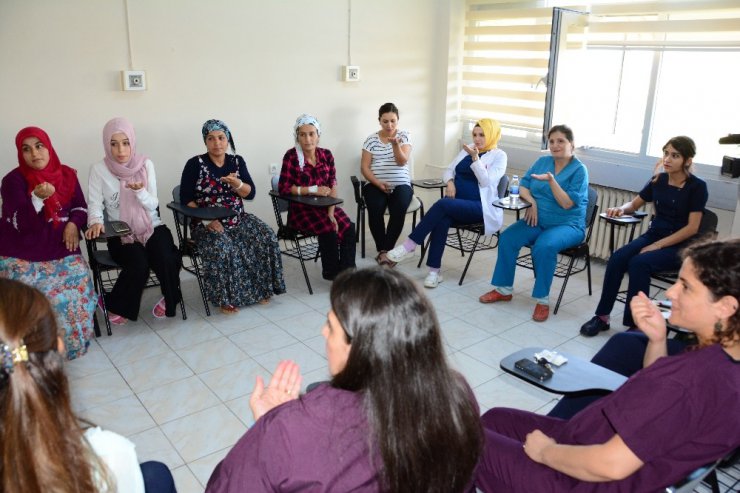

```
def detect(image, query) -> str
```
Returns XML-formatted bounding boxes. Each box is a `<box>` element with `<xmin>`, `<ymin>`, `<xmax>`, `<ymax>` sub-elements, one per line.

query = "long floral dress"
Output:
<box><xmin>180</xmin><ymin>154</ymin><xmax>285</xmax><ymax>307</ymax></box>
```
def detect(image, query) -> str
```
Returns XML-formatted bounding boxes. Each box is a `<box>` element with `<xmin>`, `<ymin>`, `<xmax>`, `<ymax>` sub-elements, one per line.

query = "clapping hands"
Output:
<box><xmin>250</xmin><ymin>360</ymin><xmax>303</xmax><ymax>422</ymax></box>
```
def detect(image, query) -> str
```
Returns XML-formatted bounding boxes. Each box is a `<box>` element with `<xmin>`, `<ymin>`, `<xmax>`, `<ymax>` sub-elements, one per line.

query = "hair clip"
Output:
<box><xmin>1</xmin><ymin>343</ymin><xmax>28</xmax><ymax>376</ymax></box>
<box><xmin>12</xmin><ymin>345</ymin><xmax>28</xmax><ymax>364</ymax></box>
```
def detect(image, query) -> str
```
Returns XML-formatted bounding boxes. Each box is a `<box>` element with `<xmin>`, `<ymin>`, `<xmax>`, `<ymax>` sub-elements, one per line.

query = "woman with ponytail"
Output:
<box><xmin>0</xmin><ymin>278</ymin><xmax>176</xmax><ymax>493</ymax></box>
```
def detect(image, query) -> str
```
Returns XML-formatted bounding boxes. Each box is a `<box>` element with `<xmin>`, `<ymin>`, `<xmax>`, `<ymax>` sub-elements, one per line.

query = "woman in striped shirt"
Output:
<box><xmin>360</xmin><ymin>103</ymin><xmax>413</xmax><ymax>266</ymax></box>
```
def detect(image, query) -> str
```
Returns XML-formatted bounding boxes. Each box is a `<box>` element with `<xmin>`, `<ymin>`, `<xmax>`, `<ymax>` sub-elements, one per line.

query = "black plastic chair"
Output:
<box><xmin>515</xmin><ymin>186</ymin><xmax>599</xmax><ymax>315</ymax></box>
<box><xmin>416</xmin><ymin>174</ymin><xmax>510</xmax><ymax>285</ymax></box>
<box><xmin>350</xmin><ymin>175</ymin><xmax>424</xmax><ymax>259</ymax></box>
<box><xmin>167</xmin><ymin>186</ymin><xmax>218</xmax><ymax>316</ymax></box>
<box><xmin>648</xmin><ymin>209</ymin><xmax>719</xmax><ymax>297</ymax></box>
<box><xmin>84</xmin><ymin>220</ymin><xmax>187</xmax><ymax>336</ymax></box>
<box><xmin>269</xmin><ymin>175</ymin><xmax>321</xmax><ymax>294</ymax></box>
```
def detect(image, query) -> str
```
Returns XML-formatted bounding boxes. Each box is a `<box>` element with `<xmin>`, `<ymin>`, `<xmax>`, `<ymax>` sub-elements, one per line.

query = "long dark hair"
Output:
<box><xmin>682</xmin><ymin>238</ymin><xmax>740</xmax><ymax>346</ymax></box>
<box><xmin>653</xmin><ymin>135</ymin><xmax>696</xmax><ymax>183</ymax></box>
<box><xmin>0</xmin><ymin>279</ymin><xmax>110</xmax><ymax>493</ymax></box>
<box><xmin>330</xmin><ymin>267</ymin><xmax>482</xmax><ymax>493</ymax></box>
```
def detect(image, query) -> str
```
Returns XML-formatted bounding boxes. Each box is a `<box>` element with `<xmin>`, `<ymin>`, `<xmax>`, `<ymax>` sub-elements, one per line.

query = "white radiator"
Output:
<box><xmin>589</xmin><ymin>185</ymin><xmax>650</xmax><ymax>260</ymax></box>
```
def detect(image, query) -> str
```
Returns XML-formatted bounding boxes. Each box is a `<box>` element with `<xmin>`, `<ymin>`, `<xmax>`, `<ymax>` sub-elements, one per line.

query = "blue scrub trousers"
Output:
<box><xmin>408</xmin><ymin>197</ymin><xmax>482</xmax><ymax>269</ymax></box>
<box><xmin>491</xmin><ymin>220</ymin><xmax>584</xmax><ymax>299</ymax></box>
<box><xmin>595</xmin><ymin>230</ymin><xmax>685</xmax><ymax>327</ymax></box>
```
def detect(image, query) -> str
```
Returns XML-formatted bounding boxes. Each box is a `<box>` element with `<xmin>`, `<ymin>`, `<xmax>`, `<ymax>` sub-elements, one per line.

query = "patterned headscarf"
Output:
<box><xmin>475</xmin><ymin>118</ymin><xmax>502</xmax><ymax>152</ymax></box>
<box><xmin>202</xmin><ymin>119</ymin><xmax>236</xmax><ymax>153</ymax></box>
<box><xmin>16</xmin><ymin>126</ymin><xmax>78</xmax><ymax>227</ymax></box>
<box><xmin>293</xmin><ymin>114</ymin><xmax>321</xmax><ymax>170</ymax></box>
<box><xmin>102</xmin><ymin>117</ymin><xmax>153</xmax><ymax>245</ymax></box>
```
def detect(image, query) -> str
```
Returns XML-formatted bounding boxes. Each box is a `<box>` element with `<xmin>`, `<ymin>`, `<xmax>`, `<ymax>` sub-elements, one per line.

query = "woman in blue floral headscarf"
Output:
<box><xmin>180</xmin><ymin>119</ymin><xmax>285</xmax><ymax>314</ymax></box>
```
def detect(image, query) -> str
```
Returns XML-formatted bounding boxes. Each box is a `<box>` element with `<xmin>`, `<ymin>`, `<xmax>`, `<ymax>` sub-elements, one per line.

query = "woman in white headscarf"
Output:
<box><xmin>278</xmin><ymin>114</ymin><xmax>356</xmax><ymax>280</ymax></box>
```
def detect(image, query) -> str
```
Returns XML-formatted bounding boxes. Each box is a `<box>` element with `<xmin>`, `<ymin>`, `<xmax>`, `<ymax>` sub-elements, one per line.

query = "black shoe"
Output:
<box><xmin>580</xmin><ymin>316</ymin><xmax>610</xmax><ymax>337</ymax></box>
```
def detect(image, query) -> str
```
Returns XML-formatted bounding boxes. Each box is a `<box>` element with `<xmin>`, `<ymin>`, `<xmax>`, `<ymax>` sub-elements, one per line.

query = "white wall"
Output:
<box><xmin>0</xmin><ymin>0</ymin><xmax>456</xmax><ymax>227</ymax></box>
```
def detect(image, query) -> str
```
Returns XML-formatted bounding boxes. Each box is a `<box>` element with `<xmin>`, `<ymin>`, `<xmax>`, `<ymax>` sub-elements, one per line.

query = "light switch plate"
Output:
<box><xmin>343</xmin><ymin>65</ymin><xmax>360</xmax><ymax>82</ymax></box>
<box><xmin>121</xmin><ymin>70</ymin><xmax>146</xmax><ymax>91</ymax></box>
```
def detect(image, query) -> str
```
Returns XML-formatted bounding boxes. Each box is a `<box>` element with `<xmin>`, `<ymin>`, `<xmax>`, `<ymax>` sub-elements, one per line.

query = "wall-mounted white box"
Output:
<box><xmin>343</xmin><ymin>65</ymin><xmax>360</xmax><ymax>82</ymax></box>
<box><xmin>121</xmin><ymin>70</ymin><xmax>146</xmax><ymax>91</ymax></box>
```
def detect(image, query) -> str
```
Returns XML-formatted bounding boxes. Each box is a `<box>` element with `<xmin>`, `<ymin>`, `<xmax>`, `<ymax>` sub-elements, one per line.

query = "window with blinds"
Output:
<box><xmin>463</xmin><ymin>0</ymin><xmax>740</xmax><ymax>166</ymax></box>
<box><xmin>462</xmin><ymin>1</ymin><xmax>555</xmax><ymax>139</ymax></box>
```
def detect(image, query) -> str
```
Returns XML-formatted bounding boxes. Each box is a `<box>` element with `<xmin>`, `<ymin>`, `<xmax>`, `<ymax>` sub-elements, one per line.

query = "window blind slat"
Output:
<box><xmin>463</xmin><ymin>56</ymin><xmax>549</xmax><ymax>69</ymax></box>
<box><xmin>462</xmin><ymin>86</ymin><xmax>547</xmax><ymax>102</ymax></box>
<box><xmin>463</xmin><ymin>72</ymin><xmax>543</xmax><ymax>85</ymax></box>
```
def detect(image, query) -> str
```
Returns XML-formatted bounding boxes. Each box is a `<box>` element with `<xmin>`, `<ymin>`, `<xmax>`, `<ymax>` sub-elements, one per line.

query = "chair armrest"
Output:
<box><xmin>85</xmin><ymin>221</ymin><xmax>131</xmax><ymax>242</ymax></box>
<box><xmin>166</xmin><ymin>202</ymin><xmax>236</xmax><ymax>221</ymax></box>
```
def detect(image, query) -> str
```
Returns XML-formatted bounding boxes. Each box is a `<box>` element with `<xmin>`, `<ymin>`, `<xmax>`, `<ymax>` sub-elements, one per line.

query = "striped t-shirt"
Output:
<box><xmin>362</xmin><ymin>131</ymin><xmax>412</xmax><ymax>186</ymax></box>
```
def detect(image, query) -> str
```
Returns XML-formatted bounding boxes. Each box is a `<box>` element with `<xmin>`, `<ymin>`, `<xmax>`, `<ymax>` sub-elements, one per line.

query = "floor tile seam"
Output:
<box><xmin>227</xmin><ymin>332</ymin><xmax>303</xmax><ymax>359</ymax></box>
<box><xmin>454</xmin><ymin>348</ymin><xmax>511</xmax><ymax>373</ymax></box>
<box><xmin>153</xmin><ymin>398</ymin><xmax>224</xmax><ymax>428</ymax></box>
<box><xmin>125</xmin><ymin>369</ymin><xmax>196</xmax><ymax>395</ymax></box>
<box><xmin>175</xmin><ymin>340</ymin><xmax>251</xmax><ymax>374</ymax></box>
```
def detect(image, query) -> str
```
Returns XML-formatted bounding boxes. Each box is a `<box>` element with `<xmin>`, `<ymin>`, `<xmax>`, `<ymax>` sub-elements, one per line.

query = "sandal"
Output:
<box><xmin>152</xmin><ymin>297</ymin><xmax>167</xmax><ymax>319</ymax></box>
<box><xmin>98</xmin><ymin>297</ymin><xmax>126</xmax><ymax>325</ymax></box>
<box><xmin>376</xmin><ymin>252</ymin><xmax>397</xmax><ymax>268</ymax></box>
<box><xmin>258</xmin><ymin>298</ymin><xmax>271</xmax><ymax>305</ymax></box>
<box><xmin>219</xmin><ymin>304</ymin><xmax>239</xmax><ymax>315</ymax></box>
<box><xmin>375</xmin><ymin>251</ymin><xmax>388</xmax><ymax>266</ymax></box>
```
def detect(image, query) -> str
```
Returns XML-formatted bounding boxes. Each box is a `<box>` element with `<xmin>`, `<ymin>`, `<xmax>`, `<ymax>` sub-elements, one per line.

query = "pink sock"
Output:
<box><xmin>598</xmin><ymin>315</ymin><xmax>610</xmax><ymax>323</ymax></box>
<box><xmin>402</xmin><ymin>239</ymin><xmax>417</xmax><ymax>252</ymax></box>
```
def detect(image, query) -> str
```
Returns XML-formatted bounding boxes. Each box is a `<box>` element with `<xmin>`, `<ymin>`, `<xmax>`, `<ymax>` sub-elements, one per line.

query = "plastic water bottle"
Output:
<box><xmin>509</xmin><ymin>175</ymin><xmax>520</xmax><ymax>204</ymax></box>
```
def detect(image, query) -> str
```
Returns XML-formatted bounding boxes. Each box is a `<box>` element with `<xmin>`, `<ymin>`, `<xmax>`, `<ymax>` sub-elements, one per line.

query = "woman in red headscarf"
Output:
<box><xmin>0</xmin><ymin>127</ymin><xmax>96</xmax><ymax>360</ymax></box>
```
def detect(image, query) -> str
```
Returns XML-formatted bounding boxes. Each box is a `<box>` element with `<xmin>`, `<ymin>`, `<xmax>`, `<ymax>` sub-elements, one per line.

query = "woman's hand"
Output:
<box><xmin>524</xmin><ymin>202</ymin><xmax>538</xmax><ymax>227</ymax></box>
<box><xmin>63</xmin><ymin>222</ymin><xmax>79</xmax><ymax>251</ymax></box>
<box><xmin>640</xmin><ymin>243</ymin><xmax>661</xmax><ymax>254</ymax></box>
<box><xmin>85</xmin><ymin>223</ymin><xmax>105</xmax><ymax>240</ymax></box>
<box><xmin>126</xmin><ymin>181</ymin><xmax>144</xmax><ymax>191</ymax></box>
<box><xmin>606</xmin><ymin>207</ymin><xmax>624</xmax><ymax>218</ymax></box>
<box><xmin>375</xmin><ymin>182</ymin><xmax>392</xmax><ymax>194</ymax></box>
<box><xmin>530</xmin><ymin>172</ymin><xmax>554</xmax><ymax>183</ymax></box>
<box><xmin>445</xmin><ymin>181</ymin><xmax>456</xmax><ymax>199</ymax></box>
<box><xmin>524</xmin><ymin>430</ymin><xmax>557</xmax><ymax>464</ymax></box>
<box><xmin>250</xmin><ymin>360</ymin><xmax>302</xmax><ymax>422</ymax></box>
<box><xmin>206</xmin><ymin>220</ymin><xmax>225</xmax><ymax>234</ymax></box>
<box><xmin>329</xmin><ymin>213</ymin><xmax>338</xmax><ymax>231</ymax></box>
<box><xmin>316</xmin><ymin>186</ymin><xmax>332</xmax><ymax>197</ymax></box>
<box><xmin>630</xmin><ymin>291</ymin><xmax>667</xmax><ymax>342</ymax></box>
<box><xmin>33</xmin><ymin>182</ymin><xmax>55</xmax><ymax>199</ymax></box>
<box><xmin>220</xmin><ymin>173</ymin><xmax>241</xmax><ymax>189</ymax></box>
<box><xmin>462</xmin><ymin>143</ymin><xmax>479</xmax><ymax>159</ymax></box>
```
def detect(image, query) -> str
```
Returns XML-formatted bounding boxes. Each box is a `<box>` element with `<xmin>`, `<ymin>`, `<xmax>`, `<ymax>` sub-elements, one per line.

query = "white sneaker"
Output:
<box><xmin>424</xmin><ymin>272</ymin><xmax>443</xmax><ymax>288</ymax></box>
<box><xmin>387</xmin><ymin>245</ymin><xmax>412</xmax><ymax>263</ymax></box>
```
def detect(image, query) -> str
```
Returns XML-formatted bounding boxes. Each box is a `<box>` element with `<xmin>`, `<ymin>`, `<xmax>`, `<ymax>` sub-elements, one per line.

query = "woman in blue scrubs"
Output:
<box><xmin>479</xmin><ymin>124</ymin><xmax>588</xmax><ymax>322</ymax></box>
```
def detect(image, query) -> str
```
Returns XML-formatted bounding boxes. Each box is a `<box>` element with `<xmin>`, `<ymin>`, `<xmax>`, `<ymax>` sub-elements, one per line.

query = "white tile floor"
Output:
<box><xmin>67</xmin><ymin>232</ymin><xmax>628</xmax><ymax>493</ymax></box>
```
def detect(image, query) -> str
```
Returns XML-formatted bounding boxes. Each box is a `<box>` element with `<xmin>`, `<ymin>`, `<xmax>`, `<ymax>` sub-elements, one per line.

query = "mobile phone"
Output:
<box><xmin>109</xmin><ymin>221</ymin><xmax>131</xmax><ymax>235</ymax></box>
<box><xmin>514</xmin><ymin>358</ymin><xmax>553</xmax><ymax>381</ymax></box>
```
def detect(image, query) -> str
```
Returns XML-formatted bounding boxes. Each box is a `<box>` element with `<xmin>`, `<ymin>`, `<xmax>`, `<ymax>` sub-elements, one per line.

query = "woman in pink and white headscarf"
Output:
<box><xmin>85</xmin><ymin>117</ymin><xmax>182</xmax><ymax>324</ymax></box>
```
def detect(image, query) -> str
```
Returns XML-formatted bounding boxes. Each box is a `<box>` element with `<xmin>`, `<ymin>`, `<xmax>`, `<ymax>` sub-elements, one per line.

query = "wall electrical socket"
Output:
<box><xmin>121</xmin><ymin>70</ymin><xmax>146</xmax><ymax>91</ymax></box>
<box><xmin>343</xmin><ymin>65</ymin><xmax>360</xmax><ymax>82</ymax></box>
<box><xmin>269</xmin><ymin>163</ymin><xmax>279</xmax><ymax>175</ymax></box>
